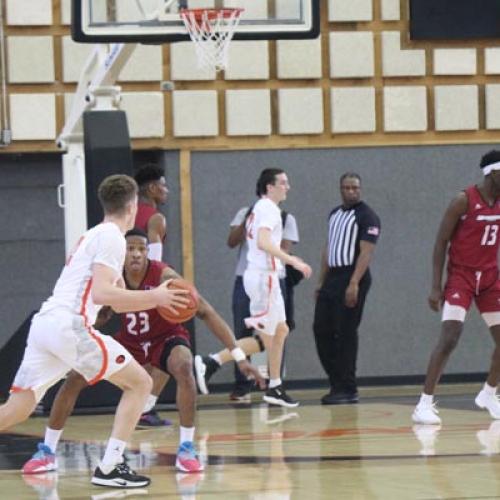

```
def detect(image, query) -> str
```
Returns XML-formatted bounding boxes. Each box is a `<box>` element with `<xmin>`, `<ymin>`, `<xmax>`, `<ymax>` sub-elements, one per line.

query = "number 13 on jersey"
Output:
<box><xmin>481</xmin><ymin>224</ymin><xmax>499</xmax><ymax>246</ymax></box>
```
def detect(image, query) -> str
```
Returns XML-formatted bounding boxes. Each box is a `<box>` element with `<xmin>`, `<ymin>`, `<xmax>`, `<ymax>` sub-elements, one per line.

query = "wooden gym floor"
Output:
<box><xmin>1</xmin><ymin>383</ymin><xmax>500</xmax><ymax>499</ymax></box>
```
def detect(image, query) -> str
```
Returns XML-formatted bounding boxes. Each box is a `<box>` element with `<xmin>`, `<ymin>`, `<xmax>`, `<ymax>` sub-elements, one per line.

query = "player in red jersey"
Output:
<box><xmin>134</xmin><ymin>164</ymin><xmax>168</xmax><ymax>261</ymax></box>
<box><xmin>413</xmin><ymin>150</ymin><xmax>500</xmax><ymax>425</ymax></box>
<box><xmin>23</xmin><ymin>228</ymin><xmax>264</xmax><ymax>474</ymax></box>
<box><xmin>134</xmin><ymin>164</ymin><xmax>171</xmax><ymax>424</ymax></box>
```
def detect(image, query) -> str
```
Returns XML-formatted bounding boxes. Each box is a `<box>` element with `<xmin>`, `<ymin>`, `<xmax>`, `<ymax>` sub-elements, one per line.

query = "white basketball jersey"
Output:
<box><xmin>245</xmin><ymin>198</ymin><xmax>283</xmax><ymax>273</ymax></box>
<box><xmin>39</xmin><ymin>222</ymin><xmax>125</xmax><ymax>325</ymax></box>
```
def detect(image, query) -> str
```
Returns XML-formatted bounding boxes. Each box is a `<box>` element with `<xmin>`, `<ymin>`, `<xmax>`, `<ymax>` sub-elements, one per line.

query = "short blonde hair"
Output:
<box><xmin>98</xmin><ymin>175</ymin><xmax>138</xmax><ymax>215</ymax></box>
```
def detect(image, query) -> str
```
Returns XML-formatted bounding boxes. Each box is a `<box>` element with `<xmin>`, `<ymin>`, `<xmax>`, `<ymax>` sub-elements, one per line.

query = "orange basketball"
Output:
<box><xmin>157</xmin><ymin>278</ymin><xmax>199</xmax><ymax>324</ymax></box>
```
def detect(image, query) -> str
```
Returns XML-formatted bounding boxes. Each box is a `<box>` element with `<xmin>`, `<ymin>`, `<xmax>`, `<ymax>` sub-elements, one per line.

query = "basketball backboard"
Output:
<box><xmin>72</xmin><ymin>0</ymin><xmax>320</xmax><ymax>43</ymax></box>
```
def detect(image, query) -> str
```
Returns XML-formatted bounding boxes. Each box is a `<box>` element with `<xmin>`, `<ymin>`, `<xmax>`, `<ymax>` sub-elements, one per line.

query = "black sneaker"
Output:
<box><xmin>229</xmin><ymin>387</ymin><xmax>251</xmax><ymax>403</ymax></box>
<box><xmin>91</xmin><ymin>462</ymin><xmax>150</xmax><ymax>488</ymax></box>
<box><xmin>194</xmin><ymin>355</ymin><xmax>220</xmax><ymax>395</ymax></box>
<box><xmin>321</xmin><ymin>392</ymin><xmax>359</xmax><ymax>405</ymax></box>
<box><xmin>137</xmin><ymin>409</ymin><xmax>172</xmax><ymax>428</ymax></box>
<box><xmin>263</xmin><ymin>385</ymin><xmax>299</xmax><ymax>408</ymax></box>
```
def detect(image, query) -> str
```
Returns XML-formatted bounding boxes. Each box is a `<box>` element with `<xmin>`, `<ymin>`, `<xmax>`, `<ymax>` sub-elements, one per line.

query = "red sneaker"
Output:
<box><xmin>22</xmin><ymin>443</ymin><xmax>57</xmax><ymax>474</ymax></box>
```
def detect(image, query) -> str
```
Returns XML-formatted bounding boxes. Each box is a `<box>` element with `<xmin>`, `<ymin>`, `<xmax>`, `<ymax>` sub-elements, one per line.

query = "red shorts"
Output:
<box><xmin>444</xmin><ymin>265</ymin><xmax>500</xmax><ymax>313</ymax></box>
<box><xmin>115</xmin><ymin>334</ymin><xmax>191</xmax><ymax>373</ymax></box>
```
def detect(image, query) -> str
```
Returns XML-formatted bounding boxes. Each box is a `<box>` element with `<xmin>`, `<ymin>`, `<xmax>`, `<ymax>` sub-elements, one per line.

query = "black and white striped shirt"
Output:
<box><xmin>327</xmin><ymin>202</ymin><xmax>380</xmax><ymax>268</ymax></box>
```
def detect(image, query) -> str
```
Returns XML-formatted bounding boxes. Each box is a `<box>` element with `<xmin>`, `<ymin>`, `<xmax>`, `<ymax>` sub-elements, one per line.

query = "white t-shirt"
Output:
<box><xmin>245</xmin><ymin>198</ymin><xmax>281</xmax><ymax>273</ymax></box>
<box><xmin>231</xmin><ymin>205</ymin><xmax>299</xmax><ymax>277</ymax></box>
<box><xmin>39</xmin><ymin>222</ymin><xmax>125</xmax><ymax>325</ymax></box>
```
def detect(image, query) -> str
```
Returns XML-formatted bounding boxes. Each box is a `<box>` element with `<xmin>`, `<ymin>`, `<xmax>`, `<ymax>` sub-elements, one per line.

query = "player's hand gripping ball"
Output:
<box><xmin>157</xmin><ymin>278</ymin><xmax>199</xmax><ymax>324</ymax></box>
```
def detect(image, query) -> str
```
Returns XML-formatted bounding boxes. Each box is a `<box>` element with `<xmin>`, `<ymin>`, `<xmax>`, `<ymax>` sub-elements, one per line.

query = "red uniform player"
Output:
<box><xmin>413</xmin><ymin>151</ymin><xmax>500</xmax><ymax>425</ymax></box>
<box><xmin>134</xmin><ymin>164</ymin><xmax>168</xmax><ymax>261</ymax></box>
<box><xmin>116</xmin><ymin>259</ymin><xmax>191</xmax><ymax>370</ymax></box>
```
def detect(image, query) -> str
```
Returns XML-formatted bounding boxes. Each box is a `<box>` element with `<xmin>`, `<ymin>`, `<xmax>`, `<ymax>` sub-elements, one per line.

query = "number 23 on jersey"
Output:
<box><xmin>126</xmin><ymin>312</ymin><xmax>150</xmax><ymax>335</ymax></box>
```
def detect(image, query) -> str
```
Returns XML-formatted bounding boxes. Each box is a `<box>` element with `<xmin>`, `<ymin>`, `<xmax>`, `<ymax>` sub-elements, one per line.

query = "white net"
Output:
<box><xmin>180</xmin><ymin>8</ymin><xmax>244</xmax><ymax>72</ymax></box>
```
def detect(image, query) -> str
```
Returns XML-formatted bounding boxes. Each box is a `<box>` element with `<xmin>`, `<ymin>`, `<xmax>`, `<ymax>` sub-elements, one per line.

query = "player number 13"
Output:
<box><xmin>481</xmin><ymin>224</ymin><xmax>499</xmax><ymax>246</ymax></box>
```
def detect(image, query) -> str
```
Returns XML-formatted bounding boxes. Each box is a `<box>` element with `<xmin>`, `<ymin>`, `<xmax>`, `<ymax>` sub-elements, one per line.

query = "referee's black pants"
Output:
<box><xmin>313</xmin><ymin>267</ymin><xmax>371</xmax><ymax>394</ymax></box>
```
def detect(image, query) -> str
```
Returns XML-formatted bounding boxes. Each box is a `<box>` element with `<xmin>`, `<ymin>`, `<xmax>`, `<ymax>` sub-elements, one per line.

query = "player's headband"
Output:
<box><xmin>482</xmin><ymin>161</ymin><xmax>500</xmax><ymax>176</ymax></box>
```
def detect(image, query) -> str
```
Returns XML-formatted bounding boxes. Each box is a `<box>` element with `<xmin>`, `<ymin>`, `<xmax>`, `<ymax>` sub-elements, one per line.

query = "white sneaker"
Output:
<box><xmin>475</xmin><ymin>390</ymin><xmax>500</xmax><ymax>419</ymax></box>
<box><xmin>412</xmin><ymin>424</ymin><xmax>441</xmax><ymax>456</ymax></box>
<box><xmin>412</xmin><ymin>403</ymin><xmax>442</xmax><ymax>425</ymax></box>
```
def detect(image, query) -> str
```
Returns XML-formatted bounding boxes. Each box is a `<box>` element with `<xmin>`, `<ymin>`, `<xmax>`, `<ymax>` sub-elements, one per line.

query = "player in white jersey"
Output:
<box><xmin>243</xmin><ymin>168</ymin><xmax>312</xmax><ymax>407</ymax></box>
<box><xmin>0</xmin><ymin>175</ymin><xmax>189</xmax><ymax>489</ymax></box>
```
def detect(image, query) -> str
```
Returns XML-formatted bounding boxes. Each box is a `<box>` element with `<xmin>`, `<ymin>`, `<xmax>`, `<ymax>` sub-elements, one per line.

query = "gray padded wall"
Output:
<box><xmin>0</xmin><ymin>154</ymin><xmax>65</xmax><ymax>348</ymax></box>
<box><xmin>190</xmin><ymin>145</ymin><xmax>497</xmax><ymax>385</ymax></box>
<box><xmin>0</xmin><ymin>146</ymin><xmax>496</xmax><ymax>386</ymax></box>
<box><xmin>0</xmin><ymin>152</ymin><xmax>182</xmax><ymax>351</ymax></box>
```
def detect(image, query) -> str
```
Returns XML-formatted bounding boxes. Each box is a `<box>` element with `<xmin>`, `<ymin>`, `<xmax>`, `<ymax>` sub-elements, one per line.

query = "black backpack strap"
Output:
<box><xmin>244</xmin><ymin>203</ymin><xmax>255</xmax><ymax>220</ymax></box>
<box><xmin>281</xmin><ymin>210</ymin><xmax>288</xmax><ymax>229</ymax></box>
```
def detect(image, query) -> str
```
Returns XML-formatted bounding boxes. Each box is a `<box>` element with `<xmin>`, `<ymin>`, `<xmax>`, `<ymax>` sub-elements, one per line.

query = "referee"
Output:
<box><xmin>313</xmin><ymin>172</ymin><xmax>381</xmax><ymax>405</ymax></box>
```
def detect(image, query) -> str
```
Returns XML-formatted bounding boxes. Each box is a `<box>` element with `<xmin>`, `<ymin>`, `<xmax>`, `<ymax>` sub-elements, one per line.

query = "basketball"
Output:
<box><xmin>157</xmin><ymin>278</ymin><xmax>199</xmax><ymax>324</ymax></box>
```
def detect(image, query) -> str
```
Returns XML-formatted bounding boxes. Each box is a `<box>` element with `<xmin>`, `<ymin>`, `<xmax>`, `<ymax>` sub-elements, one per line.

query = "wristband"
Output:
<box><xmin>231</xmin><ymin>347</ymin><xmax>246</xmax><ymax>362</ymax></box>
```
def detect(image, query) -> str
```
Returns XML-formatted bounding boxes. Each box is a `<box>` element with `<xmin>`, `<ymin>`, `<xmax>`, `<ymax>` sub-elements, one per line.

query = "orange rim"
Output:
<box><xmin>180</xmin><ymin>7</ymin><xmax>244</xmax><ymax>23</ymax></box>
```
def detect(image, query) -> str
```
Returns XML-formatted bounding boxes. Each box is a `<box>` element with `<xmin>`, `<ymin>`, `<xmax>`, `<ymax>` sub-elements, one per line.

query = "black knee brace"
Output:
<box><xmin>254</xmin><ymin>334</ymin><xmax>265</xmax><ymax>352</ymax></box>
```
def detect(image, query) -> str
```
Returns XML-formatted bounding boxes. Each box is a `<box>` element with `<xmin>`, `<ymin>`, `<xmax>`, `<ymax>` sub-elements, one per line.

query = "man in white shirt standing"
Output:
<box><xmin>225</xmin><ymin>203</ymin><xmax>299</xmax><ymax>401</ymax></box>
<box><xmin>0</xmin><ymin>174</ymin><xmax>188</xmax><ymax>488</ymax></box>
<box><xmin>244</xmin><ymin>168</ymin><xmax>312</xmax><ymax>407</ymax></box>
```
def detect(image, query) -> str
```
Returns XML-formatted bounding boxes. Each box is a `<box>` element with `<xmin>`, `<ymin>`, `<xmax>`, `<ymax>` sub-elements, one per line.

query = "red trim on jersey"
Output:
<box><xmin>79</xmin><ymin>278</ymin><xmax>109</xmax><ymax>385</ymax></box>
<box><xmin>66</xmin><ymin>235</ymin><xmax>84</xmax><ymax>266</ymax></box>
<box><xmin>10</xmin><ymin>385</ymin><xmax>27</xmax><ymax>393</ymax></box>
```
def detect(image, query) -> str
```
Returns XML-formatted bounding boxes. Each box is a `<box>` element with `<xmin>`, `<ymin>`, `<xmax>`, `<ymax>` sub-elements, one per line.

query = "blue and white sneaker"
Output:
<box><xmin>175</xmin><ymin>441</ymin><xmax>204</xmax><ymax>473</ymax></box>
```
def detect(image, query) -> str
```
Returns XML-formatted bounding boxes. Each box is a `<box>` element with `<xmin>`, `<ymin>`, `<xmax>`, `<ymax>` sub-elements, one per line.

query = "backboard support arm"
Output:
<box><xmin>58</xmin><ymin>42</ymin><xmax>138</xmax><ymax>256</ymax></box>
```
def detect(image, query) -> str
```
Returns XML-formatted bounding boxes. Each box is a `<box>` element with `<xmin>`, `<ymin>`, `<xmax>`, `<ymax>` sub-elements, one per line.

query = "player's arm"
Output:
<box><xmin>428</xmin><ymin>192</ymin><xmax>468</xmax><ymax>311</ymax></box>
<box><xmin>228</xmin><ymin>207</ymin><xmax>252</xmax><ymax>248</ymax></box>
<box><xmin>159</xmin><ymin>268</ymin><xmax>239</xmax><ymax>347</ymax></box>
<box><xmin>92</xmin><ymin>263</ymin><xmax>189</xmax><ymax>314</ymax></box>
<box><xmin>257</xmin><ymin>228</ymin><xmax>312</xmax><ymax>278</ymax></box>
<box><xmin>159</xmin><ymin>268</ymin><xmax>265</xmax><ymax>386</ymax></box>
<box><xmin>280</xmin><ymin>238</ymin><xmax>293</xmax><ymax>253</ymax></box>
<box><xmin>147</xmin><ymin>213</ymin><xmax>166</xmax><ymax>260</ymax></box>
<box><xmin>227</xmin><ymin>222</ymin><xmax>246</xmax><ymax>248</ymax></box>
<box><xmin>93</xmin><ymin>306</ymin><xmax>114</xmax><ymax>329</ymax></box>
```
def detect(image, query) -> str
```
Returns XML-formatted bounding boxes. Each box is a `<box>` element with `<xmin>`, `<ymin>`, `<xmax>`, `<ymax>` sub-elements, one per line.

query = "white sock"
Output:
<box><xmin>179</xmin><ymin>426</ymin><xmax>195</xmax><ymax>445</ymax></box>
<box><xmin>483</xmin><ymin>382</ymin><xmax>497</xmax><ymax>395</ymax></box>
<box><xmin>143</xmin><ymin>394</ymin><xmax>158</xmax><ymax>413</ymax></box>
<box><xmin>210</xmin><ymin>353</ymin><xmax>222</xmax><ymax>365</ymax></box>
<box><xmin>44</xmin><ymin>427</ymin><xmax>63</xmax><ymax>453</ymax></box>
<box><xmin>419</xmin><ymin>393</ymin><xmax>434</xmax><ymax>406</ymax></box>
<box><xmin>100</xmin><ymin>438</ymin><xmax>126</xmax><ymax>472</ymax></box>
<box><xmin>269</xmin><ymin>378</ymin><xmax>282</xmax><ymax>389</ymax></box>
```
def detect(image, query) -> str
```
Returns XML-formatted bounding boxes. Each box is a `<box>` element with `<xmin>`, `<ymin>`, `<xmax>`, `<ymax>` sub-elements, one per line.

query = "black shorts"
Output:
<box><xmin>159</xmin><ymin>336</ymin><xmax>192</xmax><ymax>375</ymax></box>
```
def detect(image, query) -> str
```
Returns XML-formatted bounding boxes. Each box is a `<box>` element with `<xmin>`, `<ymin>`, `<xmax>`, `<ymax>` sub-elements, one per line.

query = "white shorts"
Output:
<box><xmin>11</xmin><ymin>310</ymin><xmax>132</xmax><ymax>402</ymax></box>
<box><xmin>243</xmin><ymin>269</ymin><xmax>286</xmax><ymax>336</ymax></box>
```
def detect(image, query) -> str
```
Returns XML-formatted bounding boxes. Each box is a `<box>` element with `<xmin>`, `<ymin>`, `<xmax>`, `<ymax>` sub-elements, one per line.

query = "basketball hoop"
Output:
<box><xmin>180</xmin><ymin>8</ymin><xmax>244</xmax><ymax>72</ymax></box>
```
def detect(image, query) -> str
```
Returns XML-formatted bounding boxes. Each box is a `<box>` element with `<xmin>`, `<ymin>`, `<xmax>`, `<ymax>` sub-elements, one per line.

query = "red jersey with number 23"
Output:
<box><xmin>448</xmin><ymin>185</ymin><xmax>500</xmax><ymax>271</ymax></box>
<box><xmin>115</xmin><ymin>260</ymin><xmax>189</xmax><ymax>345</ymax></box>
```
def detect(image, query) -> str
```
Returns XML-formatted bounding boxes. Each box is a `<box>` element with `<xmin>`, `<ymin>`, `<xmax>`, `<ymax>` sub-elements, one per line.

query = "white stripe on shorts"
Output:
<box><xmin>441</xmin><ymin>301</ymin><xmax>467</xmax><ymax>322</ymax></box>
<box><xmin>482</xmin><ymin>312</ymin><xmax>500</xmax><ymax>327</ymax></box>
